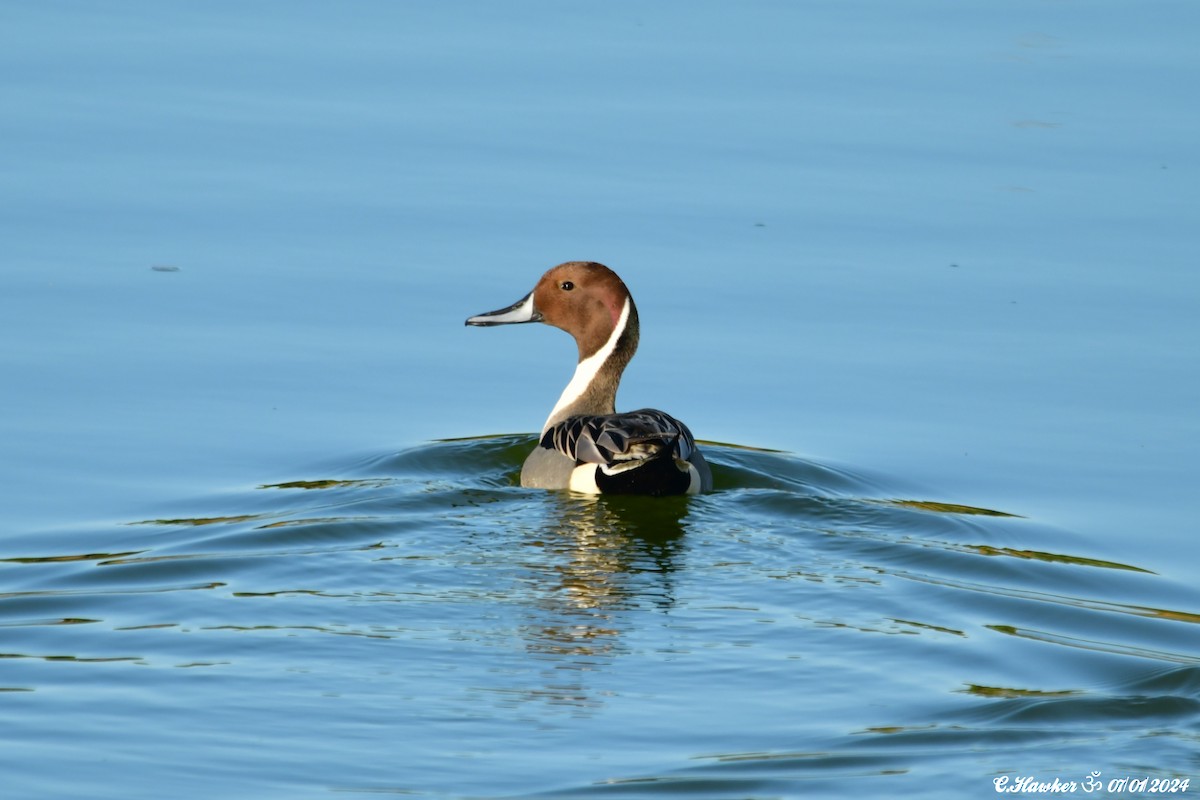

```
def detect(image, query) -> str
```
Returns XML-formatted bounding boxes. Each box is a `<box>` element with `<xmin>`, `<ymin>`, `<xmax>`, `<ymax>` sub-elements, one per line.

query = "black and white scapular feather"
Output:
<box><xmin>540</xmin><ymin>408</ymin><xmax>702</xmax><ymax>495</ymax></box>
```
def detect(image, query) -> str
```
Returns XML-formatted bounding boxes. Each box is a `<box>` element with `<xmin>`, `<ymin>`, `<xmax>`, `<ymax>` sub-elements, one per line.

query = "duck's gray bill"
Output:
<box><xmin>465</xmin><ymin>291</ymin><xmax>542</xmax><ymax>326</ymax></box>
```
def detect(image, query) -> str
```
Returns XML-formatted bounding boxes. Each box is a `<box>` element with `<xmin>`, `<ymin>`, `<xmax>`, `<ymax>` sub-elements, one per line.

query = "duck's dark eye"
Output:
<box><xmin>560</xmin><ymin>281</ymin><xmax>575</xmax><ymax>291</ymax></box>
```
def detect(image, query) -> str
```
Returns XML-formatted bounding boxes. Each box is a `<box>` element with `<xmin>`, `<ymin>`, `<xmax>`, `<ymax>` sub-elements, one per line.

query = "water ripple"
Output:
<box><xmin>3</xmin><ymin>435</ymin><xmax>1197</xmax><ymax>799</ymax></box>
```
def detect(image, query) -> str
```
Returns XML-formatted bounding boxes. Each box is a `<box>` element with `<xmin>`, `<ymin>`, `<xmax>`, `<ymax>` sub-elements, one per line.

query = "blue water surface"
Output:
<box><xmin>2</xmin><ymin>2</ymin><xmax>1198</xmax><ymax>798</ymax></box>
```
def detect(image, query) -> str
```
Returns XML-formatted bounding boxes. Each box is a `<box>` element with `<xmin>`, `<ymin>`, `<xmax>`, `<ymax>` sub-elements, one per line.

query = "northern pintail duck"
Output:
<box><xmin>466</xmin><ymin>261</ymin><xmax>712</xmax><ymax>495</ymax></box>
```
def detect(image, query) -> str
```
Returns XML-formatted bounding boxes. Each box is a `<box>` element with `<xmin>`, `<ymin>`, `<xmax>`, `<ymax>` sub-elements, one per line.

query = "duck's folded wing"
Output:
<box><xmin>542</xmin><ymin>408</ymin><xmax>697</xmax><ymax>470</ymax></box>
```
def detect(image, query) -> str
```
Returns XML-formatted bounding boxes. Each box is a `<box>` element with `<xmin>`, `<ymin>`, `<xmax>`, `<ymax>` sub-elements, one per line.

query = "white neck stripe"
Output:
<box><xmin>542</xmin><ymin>298</ymin><xmax>631</xmax><ymax>432</ymax></box>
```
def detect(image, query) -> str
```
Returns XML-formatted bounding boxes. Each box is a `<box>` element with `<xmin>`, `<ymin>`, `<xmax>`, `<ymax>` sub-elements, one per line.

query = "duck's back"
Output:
<box><xmin>524</xmin><ymin>409</ymin><xmax>712</xmax><ymax>496</ymax></box>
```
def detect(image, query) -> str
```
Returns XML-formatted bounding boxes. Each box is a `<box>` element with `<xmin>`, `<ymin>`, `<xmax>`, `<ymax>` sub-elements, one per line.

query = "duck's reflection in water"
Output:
<box><xmin>494</xmin><ymin>493</ymin><xmax>692</xmax><ymax>713</ymax></box>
